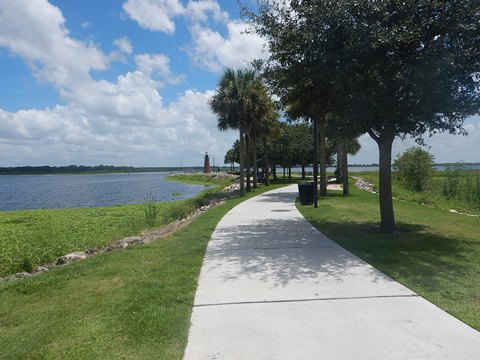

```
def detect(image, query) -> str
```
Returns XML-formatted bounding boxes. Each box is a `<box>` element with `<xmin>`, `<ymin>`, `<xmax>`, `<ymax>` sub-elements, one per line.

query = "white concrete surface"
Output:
<box><xmin>184</xmin><ymin>185</ymin><xmax>480</xmax><ymax>359</ymax></box>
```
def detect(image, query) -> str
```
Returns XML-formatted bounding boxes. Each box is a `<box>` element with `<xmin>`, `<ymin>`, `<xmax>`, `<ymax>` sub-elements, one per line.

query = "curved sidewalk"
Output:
<box><xmin>184</xmin><ymin>185</ymin><xmax>480</xmax><ymax>359</ymax></box>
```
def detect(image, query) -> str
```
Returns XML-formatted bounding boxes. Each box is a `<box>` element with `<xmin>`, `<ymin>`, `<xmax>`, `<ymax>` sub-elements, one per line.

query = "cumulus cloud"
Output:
<box><xmin>0</xmin><ymin>0</ymin><xmax>250</xmax><ymax>166</ymax></box>
<box><xmin>0</xmin><ymin>0</ymin><xmax>108</xmax><ymax>89</ymax></box>
<box><xmin>113</xmin><ymin>37</ymin><xmax>133</xmax><ymax>54</ymax></box>
<box><xmin>186</xmin><ymin>0</ymin><xmax>228</xmax><ymax>22</ymax></box>
<box><xmin>188</xmin><ymin>21</ymin><xmax>268</xmax><ymax>72</ymax></box>
<box><xmin>122</xmin><ymin>0</ymin><xmax>184</xmax><ymax>34</ymax></box>
<box><xmin>350</xmin><ymin>117</ymin><xmax>480</xmax><ymax>164</ymax></box>
<box><xmin>0</xmin><ymin>89</ymin><xmax>236</xmax><ymax>167</ymax></box>
<box><xmin>135</xmin><ymin>53</ymin><xmax>185</xmax><ymax>84</ymax></box>
<box><xmin>121</xmin><ymin>0</ymin><xmax>267</xmax><ymax>73</ymax></box>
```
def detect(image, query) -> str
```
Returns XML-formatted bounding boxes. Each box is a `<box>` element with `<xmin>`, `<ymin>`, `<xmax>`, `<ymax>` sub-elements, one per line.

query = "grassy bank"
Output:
<box><xmin>357</xmin><ymin>169</ymin><xmax>480</xmax><ymax>215</ymax></box>
<box><xmin>0</xmin><ymin>181</ymin><xmax>285</xmax><ymax>359</ymax></box>
<box><xmin>0</xmin><ymin>175</ymin><xmax>230</xmax><ymax>277</ymax></box>
<box><xmin>297</xmin><ymin>180</ymin><xmax>480</xmax><ymax>330</ymax></box>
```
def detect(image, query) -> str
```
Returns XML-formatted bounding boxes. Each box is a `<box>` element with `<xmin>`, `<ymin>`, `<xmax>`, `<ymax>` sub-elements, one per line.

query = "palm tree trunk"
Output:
<box><xmin>252</xmin><ymin>132</ymin><xmax>258</xmax><ymax>189</ymax></box>
<box><xmin>239</xmin><ymin>130</ymin><xmax>245</xmax><ymax>196</ymax></box>
<box><xmin>245</xmin><ymin>134</ymin><xmax>251</xmax><ymax>192</ymax></box>
<box><xmin>263</xmin><ymin>137</ymin><xmax>270</xmax><ymax>186</ymax></box>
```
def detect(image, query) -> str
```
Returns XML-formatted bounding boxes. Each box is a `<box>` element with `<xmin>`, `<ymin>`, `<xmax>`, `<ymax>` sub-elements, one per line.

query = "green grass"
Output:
<box><xmin>0</xmin><ymin>184</ymin><xmax>285</xmax><ymax>359</ymax></box>
<box><xmin>0</xmin><ymin>177</ymin><xmax>230</xmax><ymax>277</ymax></box>
<box><xmin>357</xmin><ymin>170</ymin><xmax>480</xmax><ymax>215</ymax></box>
<box><xmin>297</xmin><ymin>180</ymin><xmax>480</xmax><ymax>330</ymax></box>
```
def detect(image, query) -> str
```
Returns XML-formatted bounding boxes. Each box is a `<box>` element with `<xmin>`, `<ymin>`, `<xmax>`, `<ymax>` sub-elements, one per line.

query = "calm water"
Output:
<box><xmin>0</xmin><ymin>172</ymin><xmax>211</xmax><ymax>211</ymax></box>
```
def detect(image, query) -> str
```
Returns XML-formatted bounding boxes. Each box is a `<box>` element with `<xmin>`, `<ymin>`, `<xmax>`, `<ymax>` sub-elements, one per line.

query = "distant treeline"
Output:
<box><xmin>0</xmin><ymin>165</ymin><xmax>210</xmax><ymax>175</ymax></box>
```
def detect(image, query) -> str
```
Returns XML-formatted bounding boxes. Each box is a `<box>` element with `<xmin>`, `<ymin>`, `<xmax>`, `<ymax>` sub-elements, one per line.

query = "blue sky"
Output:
<box><xmin>0</xmin><ymin>0</ymin><xmax>479</xmax><ymax>167</ymax></box>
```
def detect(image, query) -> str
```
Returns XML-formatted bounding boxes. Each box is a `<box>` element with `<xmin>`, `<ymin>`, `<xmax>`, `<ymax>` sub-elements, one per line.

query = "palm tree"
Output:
<box><xmin>249</xmin><ymin>87</ymin><xmax>279</xmax><ymax>188</ymax></box>
<box><xmin>209</xmin><ymin>68</ymin><xmax>258</xmax><ymax>196</ymax></box>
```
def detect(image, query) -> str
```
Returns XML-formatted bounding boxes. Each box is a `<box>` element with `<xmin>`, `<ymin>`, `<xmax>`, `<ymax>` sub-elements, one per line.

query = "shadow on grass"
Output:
<box><xmin>304</xmin><ymin>217</ymin><xmax>472</xmax><ymax>291</ymax></box>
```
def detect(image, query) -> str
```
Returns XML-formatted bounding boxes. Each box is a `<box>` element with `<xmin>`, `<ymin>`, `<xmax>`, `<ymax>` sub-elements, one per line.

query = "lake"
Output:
<box><xmin>0</xmin><ymin>172</ymin><xmax>211</xmax><ymax>211</ymax></box>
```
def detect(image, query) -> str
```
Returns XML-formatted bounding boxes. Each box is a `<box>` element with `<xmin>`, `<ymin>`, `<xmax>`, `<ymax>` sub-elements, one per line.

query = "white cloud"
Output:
<box><xmin>350</xmin><ymin>116</ymin><xmax>480</xmax><ymax>164</ymax></box>
<box><xmin>186</xmin><ymin>0</ymin><xmax>228</xmax><ymax>22</ymax></box>
<box><xmin>0</xmin><ymin>0</ymin><xmax>248</xmax><ymax>166</ymax></box>
<box><xmin>188</xmin><ymin>21</ymin><xmax>268</xmax><ymax>72</ymax></box>
<box><xmin>135</xmin><ymin>53</ymin><xmax>185</xmax><ymax>84</ymax></box>
<box><xmin>113</xmin><ymin>37</ymin><xmax>133</xmax><ymax>54</ymax></box>
<box><xmin>81</xmin><ymin>21</ymin><xmax>91</xmax><ymax>29</ymax></box>
<box><xmin>64</xmin><ymin>73</ymin><xmax>165</xmax><ymax>124</ymax></box>
<box><xmin>0</xmin><ymin>0</ymin><xmax>108</xmax><ymax>89</ymax></box>
<box><xmin>0</xmin><ymin>89</ymin><xmax>236</xmax><ymax>167</ymax></box>
<box><xmin>122</xmin><ymin>0</ymin><xmax>184</xmax><ymax>34</ymax></box>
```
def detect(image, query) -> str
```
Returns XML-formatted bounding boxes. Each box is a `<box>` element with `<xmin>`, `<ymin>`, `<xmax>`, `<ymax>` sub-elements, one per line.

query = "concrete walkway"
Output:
<box><xmin>184</xmin><ymin>185</ymin><xmax>480</xmax><ymax>359</ymax></box>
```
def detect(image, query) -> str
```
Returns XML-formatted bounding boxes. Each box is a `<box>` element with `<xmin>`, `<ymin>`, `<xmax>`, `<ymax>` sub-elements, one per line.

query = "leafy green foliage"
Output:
<box><xmin>360</xmin><ymin>170</ymin><xmax>480</xmax><ymax>215</ymax></box>
<box><xmin>393</xmin><ymin>147</ymin><xmax>435</xmax><ymax>192</ymax></box>
<box><xmin>248</xmin><ymin>0</ymin><xmax>480</xmax><ymax>232</ymax></box>
<box><xmin>142</xmin><ymin>192</ymin><xmax>159</xmax><ymax>227</ymax></box>
<box><xmin>443</xmin><ymin>166</ymin><xmax>480</xmax><ymax>210</ymax></box>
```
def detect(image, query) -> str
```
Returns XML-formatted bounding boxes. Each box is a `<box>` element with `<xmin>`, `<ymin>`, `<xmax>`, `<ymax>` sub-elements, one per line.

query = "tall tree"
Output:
<box><xmin>224</xmin><ymin>143</ymin><xmax>239</xmax><ymax>172</ymax></box>
<box><xmin>210</xmin><ymin>68</ymin><xmax>258</xmax><ymax>196</ymax></box>
<box><xmin>247</xmin><ymin>0</ymin><xmax>480</xmax><ymax>232</ymax></box>
<box><xmin>253</xmin><ymin>94</ymin><xmax>281</xmax><ymax>187</ymax></box>
<box><xmin>247</xmin><ymin>82</ymin><xmax>279</xmax><ymax>189</ymax></box>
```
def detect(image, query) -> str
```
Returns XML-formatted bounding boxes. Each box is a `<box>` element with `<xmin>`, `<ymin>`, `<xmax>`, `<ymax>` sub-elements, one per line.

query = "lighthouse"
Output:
<box><xmin>203</xmin><ymin>152</ymin><xmax>211</xmax><ymax>174</ymax></box>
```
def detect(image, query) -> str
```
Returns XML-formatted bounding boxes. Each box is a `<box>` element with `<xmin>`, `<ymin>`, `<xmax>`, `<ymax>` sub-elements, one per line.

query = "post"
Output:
<box><xmin>283</xmin><ymin>134</ymin><xmax>286</xmax><ymax>184</ymax></box>
<box><xmin>313</xmin><ymin>117</ymin><xmax>318</xmax><ymax>208</ymax></box>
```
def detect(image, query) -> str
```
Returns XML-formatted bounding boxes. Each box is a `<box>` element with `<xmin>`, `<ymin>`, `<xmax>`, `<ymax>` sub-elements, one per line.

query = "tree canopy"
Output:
<box><xmin>247</xmin><ymin>0</ymin><xmax>480</xmax><ymax>232</ymax></box>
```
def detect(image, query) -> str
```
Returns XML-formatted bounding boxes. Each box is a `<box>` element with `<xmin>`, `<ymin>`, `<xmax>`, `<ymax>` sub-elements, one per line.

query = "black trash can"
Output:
<box><xmin>298</xmin><ymin>182</ymin><xmax>314</xmax><ymax>205</ymax></box>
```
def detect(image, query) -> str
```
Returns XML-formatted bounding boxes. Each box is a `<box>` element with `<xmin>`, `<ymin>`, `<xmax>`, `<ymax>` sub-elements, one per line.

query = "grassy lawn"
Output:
<box><xmin>297</xmin><ymin>181</ymin><xmax>480</xmax><ymax>331</ymax></box>
<box><xmin>0</xmin><ymin>175</ymin><xmax>230</xmax><ymax>277</ymax></box>
<box><xmin>357</xmin><ymin>169</ymin><xmax>480</xmax><ymax>215</ymax></box>
<box><xmin>0</xmin><ymin>184</ymin><xmax>285</xmax><ymax>359</ymax></box>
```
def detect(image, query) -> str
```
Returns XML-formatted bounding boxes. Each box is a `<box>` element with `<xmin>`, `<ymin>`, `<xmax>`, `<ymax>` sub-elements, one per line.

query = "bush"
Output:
<box><xmin>443</xmin><ymin>165</ymin><xmax>480</xmax><ymax>210</ymax></box>
<box><xmin>142</xmin><ymin>192</ymin><xmax>159</xmax><ymax>227</ymax></box>
<box><xmin>393</xmin><ymin>147</ymin><xmax>435</xmax><ymax>192</ymax></box>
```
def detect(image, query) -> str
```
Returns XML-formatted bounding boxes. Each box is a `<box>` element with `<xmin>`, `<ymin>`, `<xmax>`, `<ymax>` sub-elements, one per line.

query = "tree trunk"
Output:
<box><xmin>288</xmin><ymin>165</ymin><xmax>291</xmax><ymax>183</ymax></box>
<box><xmin>377</xmin><ymin>133</ymin><xmax>395</xmax><ymax>232</ymax></box>
<box><xmin>336</xmin><ymin>141</ymin><xmax>343</xmax><ymax>183</ymax></box>
<box><xmin>302</xmin><ymin>165</ymin><xmax>306</xmax><ymax>180</ymax></box>
<box><xmin>313</xmin><ymin>117</ymin><xmax>318</xmax><ymax>208</ymax></box>
<box><xmin>263</xmin><ymin>137</ymin><xmax>270</xmax><ymax>186</ymax></box>
<box><xmin>252</xmin><ymin>132</ymin><xmax>258</xmax><ymax>189</ymax></box>
<box><xmin>342</xmin><ymin>137</ymin><xmax>349</xmax><ymax>195</ymax></box>
<box><xmin>239</xmin><ymin>130</ymin><xmax>245</xmax><ymax>196</ymax></box>
<box><xmin>319</xmin><ymin>118</ymin><xmax>327</xmax><ymax>197</ymax></box>
<box><xmin>245</xmin><ymin>134</ymin><xmax>251</xmax><ymax>192</ymax></box>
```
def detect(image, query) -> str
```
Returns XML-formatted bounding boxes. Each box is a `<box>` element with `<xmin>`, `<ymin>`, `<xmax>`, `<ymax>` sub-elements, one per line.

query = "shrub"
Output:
<box><xmin>443</xmin><ymin>165</ymin><xmax>480</xmax><ymax>210</ymax></box>
<box><xmin>393</xmin><ymin>147</ymin><xmax>435</xmax><ymax>192</ymax></box>
<box><xmin>142</xmin><ymin>192</ymin><xmax>159</xmax><ymax>227</ymax></box>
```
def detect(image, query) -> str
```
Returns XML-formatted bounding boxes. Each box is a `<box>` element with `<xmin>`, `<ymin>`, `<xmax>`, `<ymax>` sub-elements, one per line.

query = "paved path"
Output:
<box><xmin>184</xmin><ymin>185</ymin><xmax>480</xmax><ymax>359</ymax></box>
